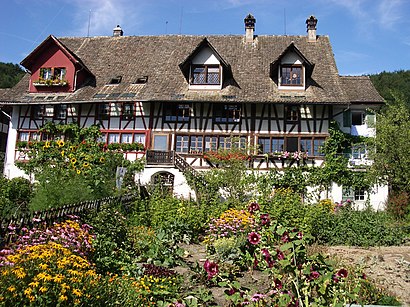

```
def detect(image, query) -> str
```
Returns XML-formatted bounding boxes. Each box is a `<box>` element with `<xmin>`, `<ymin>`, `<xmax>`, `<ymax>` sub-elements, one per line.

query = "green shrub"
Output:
<box><xmin>29</xmin><ymin>171</ymin><xmax>94</xmax><ymax>211</ymax></box>
<box><xmin>0</xmin><ymin>176</ymin><xmax>32</xmax><ymax>217</ymax></box>
<box><xmin>261</xmin><ymin>188</ymin><xmax>307</xmax><ymax>232</ymax></box>
<box><xmin>84</xmin><ymin>204</ymin><xmax>137</xmax><ymax>275</ymax></box>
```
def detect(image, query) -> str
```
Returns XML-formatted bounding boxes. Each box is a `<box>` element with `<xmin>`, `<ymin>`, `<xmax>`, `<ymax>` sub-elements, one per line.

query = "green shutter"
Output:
<box><xmin>366</xmin><ymin>110</ymin><xmax>375</xmax><ymax>126</ymax></box>
<box><xmin>343</xmin><ymin>110</ymin><xmax>351</xmax><ymax>127</ymax></box>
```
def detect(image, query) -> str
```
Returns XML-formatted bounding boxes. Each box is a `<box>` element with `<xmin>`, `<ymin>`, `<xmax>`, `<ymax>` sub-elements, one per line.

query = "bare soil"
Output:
<box><xmin>178</xmin><ymin>243</ymin><xmax>410</xmax><ymax>306</ymax></box>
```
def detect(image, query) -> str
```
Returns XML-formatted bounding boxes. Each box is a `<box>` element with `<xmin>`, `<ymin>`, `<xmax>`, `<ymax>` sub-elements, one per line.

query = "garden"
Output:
<box><xmin>1</xmin><ymin>122</ymin><xmax>410</xmax><ymax>306</ymax></box>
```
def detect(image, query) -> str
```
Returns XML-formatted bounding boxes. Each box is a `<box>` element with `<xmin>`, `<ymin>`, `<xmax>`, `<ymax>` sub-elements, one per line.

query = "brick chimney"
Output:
<box><xmin>306</xmin><ymin>16</ymin><xmax>317</xmax><ymax>42</ymax></box>
<box><xmin>113</xmin><ymin>25</ymin><xmax>123</xmax><ymax>37</ymax></box>
<box><xmin>244</xmin><ymin>13</ymin><xmax>256</xmax><ymax>43</ymax></box>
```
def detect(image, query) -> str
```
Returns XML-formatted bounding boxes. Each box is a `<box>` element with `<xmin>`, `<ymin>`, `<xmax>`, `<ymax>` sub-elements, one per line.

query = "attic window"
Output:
<box><xmin>34</xmin><ymin>67</ymin><xmax>68</xmax><ymax>86</ymax></box>
<box><xmin>134</xmin><ymin>76</ymin><xmax>148</xmax><ymax>84</ymax></box>
<box><xmin>280</xmin><ymin>65</ymin><xmax>303</xmax><ymax>86</ymax></box>
<box><xmin>108</xmin><ymin>76</ymin><xmax>122</xmax><ymax>85</ymax></box>
<box><xmin>191</xmin><ymin>65</ymin><xmax>220</xmax><ymax>85</ymax></box>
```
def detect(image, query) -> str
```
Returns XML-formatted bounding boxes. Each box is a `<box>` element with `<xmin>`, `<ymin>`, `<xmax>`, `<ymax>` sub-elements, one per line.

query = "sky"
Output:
<box><xmin>1</xmin><ymin>0</ymin><xmax>410</xmax><ymax>76</ymax></box>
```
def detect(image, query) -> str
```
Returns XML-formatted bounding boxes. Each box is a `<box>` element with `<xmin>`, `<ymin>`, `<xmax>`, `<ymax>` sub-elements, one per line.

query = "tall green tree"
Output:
<box><xmin>0</xmin><ymin>62</ymin><xmax>25</xmax><ymax>88</ymax></box>
<box><xmin>368</xmin><ymin>95</ymin><xmax>410</xmax><ymax>193</ymax></box>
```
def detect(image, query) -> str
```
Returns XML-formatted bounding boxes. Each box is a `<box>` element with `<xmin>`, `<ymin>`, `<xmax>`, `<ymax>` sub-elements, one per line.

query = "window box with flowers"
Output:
<box><xmin>33</xmin><ymin>78</ymin><xmax>69</xmax><ymax>87</ymax></box>
<box><xmin>33</xmin><ymin>67</ymin><xmax>69</xmax><ymax>87</ymax></box>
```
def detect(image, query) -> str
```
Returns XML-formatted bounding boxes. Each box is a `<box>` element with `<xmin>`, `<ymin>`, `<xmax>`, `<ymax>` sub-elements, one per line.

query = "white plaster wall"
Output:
<box><xmin>192</xmin><ymin>47</ymin><xmax>220</xmax><ymax>65</ymax></box>
<box><xmin>3</xmin><ymin>107</ymin><xmax>29</xmax><ymax>179</ymax></box>
<box><xmin>136</xmin><ymin>165</ymin><xmax>196</xmax><ymax>200</ymax></box>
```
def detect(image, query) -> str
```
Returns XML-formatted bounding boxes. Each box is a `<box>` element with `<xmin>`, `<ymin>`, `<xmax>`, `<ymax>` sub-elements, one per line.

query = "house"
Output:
<box><xmin>0</xmin><ymin>15</ymin><xmax>387</xmax><ymax>209</ymax></box>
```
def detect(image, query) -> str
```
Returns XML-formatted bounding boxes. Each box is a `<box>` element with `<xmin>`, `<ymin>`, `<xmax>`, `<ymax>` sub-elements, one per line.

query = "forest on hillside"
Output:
<box><xmin>0</xmin><ymin>62</ymin><xmax>25</xmax><ymax>88</ymax></box>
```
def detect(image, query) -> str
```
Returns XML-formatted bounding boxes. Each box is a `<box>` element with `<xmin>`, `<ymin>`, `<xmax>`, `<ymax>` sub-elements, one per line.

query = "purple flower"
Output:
<box><xmin>248</xmin><ymin>202</ymin><xmax>260</xmax><ymax>213</ymax></box>
<box><xmin>248</xmin><ymin>232</ymin><xmax>261</xmax><ymax>245</ymax></box>
<box><xmin>274</xmin><ymin>279</ymin><xmax>283</xmax><ymax>289</ymax></box>
<box><xmin>310</xmin><ymin>271</ymin><xmax>320</xmax><ymax>279</ymax></box>
<box><xmin>251</xmin><ymin>293</ymin><xmax>266</xmax><ymax>302</ymax></box>
<box><xmin>336</xmin><ymin>268</ymin><xmax>348</xmax><ymax>278</ymax></box>
<box><xmin>281</xmin><ymin>231</ymin><xmax>290</xmax><ymax>243</ymax></box>
<box><xmin>260</xmin><ymin>213</ymin><xmax>270</xmax><ymax>226</ymax></box>
<box><xmin>203</xmin><ymin>259</ymin><xmax>219</xmax><ymax>280</ymax></box>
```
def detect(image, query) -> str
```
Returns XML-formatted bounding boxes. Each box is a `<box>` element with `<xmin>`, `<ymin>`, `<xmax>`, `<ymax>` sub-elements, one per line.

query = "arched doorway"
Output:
<box><xmin>151</xmin><ymin>171</ymin><xmax>174</xmax><ymax>194</ymax></box>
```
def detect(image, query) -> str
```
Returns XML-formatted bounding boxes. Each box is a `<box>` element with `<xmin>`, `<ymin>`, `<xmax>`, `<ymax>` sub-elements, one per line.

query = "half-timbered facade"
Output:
<box><xmin>0</xmin><ymin>15</ymin><xmax>387</xmax><ymax>208</ymax></box>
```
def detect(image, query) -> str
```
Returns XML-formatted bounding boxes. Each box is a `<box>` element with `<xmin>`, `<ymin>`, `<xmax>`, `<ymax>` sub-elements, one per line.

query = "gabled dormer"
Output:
<box><xmin>179</xmin><ymin>38</ymin><xmax>232</xmax><ymax>90</ymax></box>
<box><xmin>20</xmin><ymin>35</ymin><xmax>93</xmax><ymax>93</ymax></box>
<box><xmin>270</xmin><ymin>42</ymin><xmax>314</xmax><ymax>91</ymax></box>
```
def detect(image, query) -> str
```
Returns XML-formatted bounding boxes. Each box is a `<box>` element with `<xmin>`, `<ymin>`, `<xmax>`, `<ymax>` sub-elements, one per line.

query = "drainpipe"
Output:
<box><xmin>73</xmin><ymin>66</ymin><xmax>84</xmax><ymax>91</ymax></box>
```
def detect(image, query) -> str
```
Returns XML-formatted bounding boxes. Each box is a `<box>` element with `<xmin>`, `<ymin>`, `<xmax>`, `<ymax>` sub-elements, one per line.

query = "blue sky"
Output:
<box><xmin>1</xmin><ymin>0</ymin><xmax>409</xmax><ymax>75</ymax></box>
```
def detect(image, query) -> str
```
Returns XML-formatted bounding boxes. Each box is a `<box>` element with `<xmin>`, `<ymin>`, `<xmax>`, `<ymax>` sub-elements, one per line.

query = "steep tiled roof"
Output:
<box><xmin>340</xmin><ymin>76</ymin><xmax>384</xmax><ymax>104</ymax></box>
<box><xmin>0</xmin><ymin>34</ymin><xmax>383</xmax><ymax>105</ymax></box>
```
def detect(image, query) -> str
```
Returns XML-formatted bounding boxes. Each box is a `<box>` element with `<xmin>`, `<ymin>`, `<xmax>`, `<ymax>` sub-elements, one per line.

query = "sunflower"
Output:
<box><xmin>71</xmin><ymin>157</ymin><xmax>77</xmax><ymax>164</ymax></box>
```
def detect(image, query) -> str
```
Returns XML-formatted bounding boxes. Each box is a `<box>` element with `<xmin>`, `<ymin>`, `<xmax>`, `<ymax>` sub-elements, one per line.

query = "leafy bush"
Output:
<box><xmin>84</xmin><ymin>204</ymin><xmax>137</xmax><ymax>275</ymax></box>
<box><xmin>0</xmin><ymin>176</ymin><xmax>32</xmax><ymax>217</ymax></box>
<box><xmin>261</xmin><ymin>188</ymin><xmax>308</xmax><ymax>232</ymax></box>
<box><xmin>29</xmin><ymin>171</ymin><xmax>95</xmax><ymax>211</ymax></box>
<box><xmin>305</xmin><ymin>200</ymin><xmax>408</xmax><ymax>246</ymax></box>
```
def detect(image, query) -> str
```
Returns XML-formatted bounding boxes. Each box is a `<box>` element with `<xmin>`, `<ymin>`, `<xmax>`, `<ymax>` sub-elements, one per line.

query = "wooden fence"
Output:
<box><xmin>0</xmin><ymin>193</ymin><xmax>139</xmax><ymax>248</ymax></box>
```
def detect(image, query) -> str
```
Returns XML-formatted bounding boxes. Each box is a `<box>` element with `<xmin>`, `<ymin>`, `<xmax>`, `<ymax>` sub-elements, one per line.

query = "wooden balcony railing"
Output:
<box><xmin>146</xmin><ymin>150</ymin><xmax>174</xmax><ymax>165</ymax></box>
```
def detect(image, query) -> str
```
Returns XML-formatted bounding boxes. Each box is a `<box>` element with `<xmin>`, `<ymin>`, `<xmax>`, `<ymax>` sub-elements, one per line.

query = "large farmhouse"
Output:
<box><xmin>0</xmin><ymin>15</ymin><xmax>387</xmax><ymax>208</ymax></box>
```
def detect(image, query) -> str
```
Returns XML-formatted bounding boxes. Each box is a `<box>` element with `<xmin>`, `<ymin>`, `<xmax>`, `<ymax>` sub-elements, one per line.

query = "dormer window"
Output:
<box><xmin>281</xmin><ymin>65</ymin><xmax>303</xmax><ymax>86</ymax></box>
<box><xmin>191</xmin><ymin>65</ymin><xmax>221</xmax><ymax>85</ymax></box>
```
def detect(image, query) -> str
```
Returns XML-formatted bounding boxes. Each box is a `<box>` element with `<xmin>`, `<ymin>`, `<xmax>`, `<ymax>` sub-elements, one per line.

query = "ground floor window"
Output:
<box><xmin>257</xmin><ymin>136</ymin><xmax>325</xmax><ymax>156</ymax></box>
<box><xmin>354</xmin><ymin>188</ymin><xmax>366</xmax><ymax>201</ymax></box>
<box><xmin>175</xmin><ymin>134</ymin><xmax>247</xmax><ymax>154</ymax></box>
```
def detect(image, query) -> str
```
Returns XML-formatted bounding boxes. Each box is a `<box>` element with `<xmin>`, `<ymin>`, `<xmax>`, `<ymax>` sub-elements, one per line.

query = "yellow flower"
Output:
<box><xmin>24</xmin><ymin>288</ymin><xmax>32</xmax><ymax>296</ymax></box>
<box><xmin>39</xmin><ymin>286</ymin><xmax>48</xmax><ymax>293</ymax></box>
<box><xmin>72</xmin><ymin>288</ymin><xmax>82</xmax><ymax>297</ymax></box>
<box><xmin>57</xmin><ymin>140</ymin><xmax>65</xmax><ymax>147</ymax></box>
<box><xmin>7</xmin><ymin>286</ymin><xmax>16</xmax><ymax>292</ymax></box>
<box><xmin>71</xmin><ymin>157</ymin><xmax>77</xmax><ymax>164</ymax></box>
<box><xmin>76</xmin><ymin>169</ymin><xmax>81</xmax><ymax>174</ymax></box>
<box><xmin>45</xmin><ymin>141</ymin><xmax>51</xmax><ymax>148</ymax></box>
<box><xmin>28</xmin><ymin>295</ymin><xmax>35</xmax><ymax>302</ymax></box>
<box><xmin>54</xmin><ymin>274</ymin><xmax>64</xmax><ymax>283</ymax></box>
<box><xmin>83</xmin><ymin>162</ymin><xmax>90</xmax><ymax>168</ymax></box>
<box><xmin>29</xmin><ymin>281</ymin><xmax>39</xmax><ymax>288</ymax></box>
<box><xmin>59</xmin><ymin>295</ymin><xmax>68</xmax><ymax>302</ymax></box>
<box><xmin>39</xmin><ymin>263</ymin><xmax>48</xmax><ymax>270</ymax></box>
<box><xmin>61</xmin><ymin>150</ymin><xmax>65</xmax><ymax>157</ymax></box>
<box><xmin>99</xmin><ymin>157</ymin><xmax>105</xmax><ymax>163</ymax></box>
<box><xmin>13</xmin><ymin>267</ymin><xmax>26</xmax><ymax>279</ymax></box>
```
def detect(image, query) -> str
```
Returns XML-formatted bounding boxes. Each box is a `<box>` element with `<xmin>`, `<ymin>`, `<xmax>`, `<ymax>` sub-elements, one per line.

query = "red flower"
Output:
<box><xmin>203</xmin><ymin>259</ymin><xmax>219</xmax><ymax>280</ymax></box>
<box><xmin>248</xmin><ymin>232</ymin><xmax>261</xmax><ymax>245</ymax></box>
<box><xmin>310</xmin><ymin>271</ymin><xmax>320</xmax><ymax>280</ymax></box>
<box><xmin>260</xmin><ymin>213</ymin><xmax>271</xmax><ymax>226</ymax></box>
<box><xmin>336</xmin><ymin>268</ymin><xmax>348</xmax><ymax>278</ymax></box>
<box><xmin>276</xmin><ymin>249</ymin><xmax>285</xmax><ymax>260</ymax></box>
<box><xmin>281</xmin><ymin>231</ymin><xmax>290</xmax><ymax>243</ymax></box>
<box><xmin>248</xmin><ymin>202</ymin><xmax>260</xmax><ymax>213</ymax></box>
